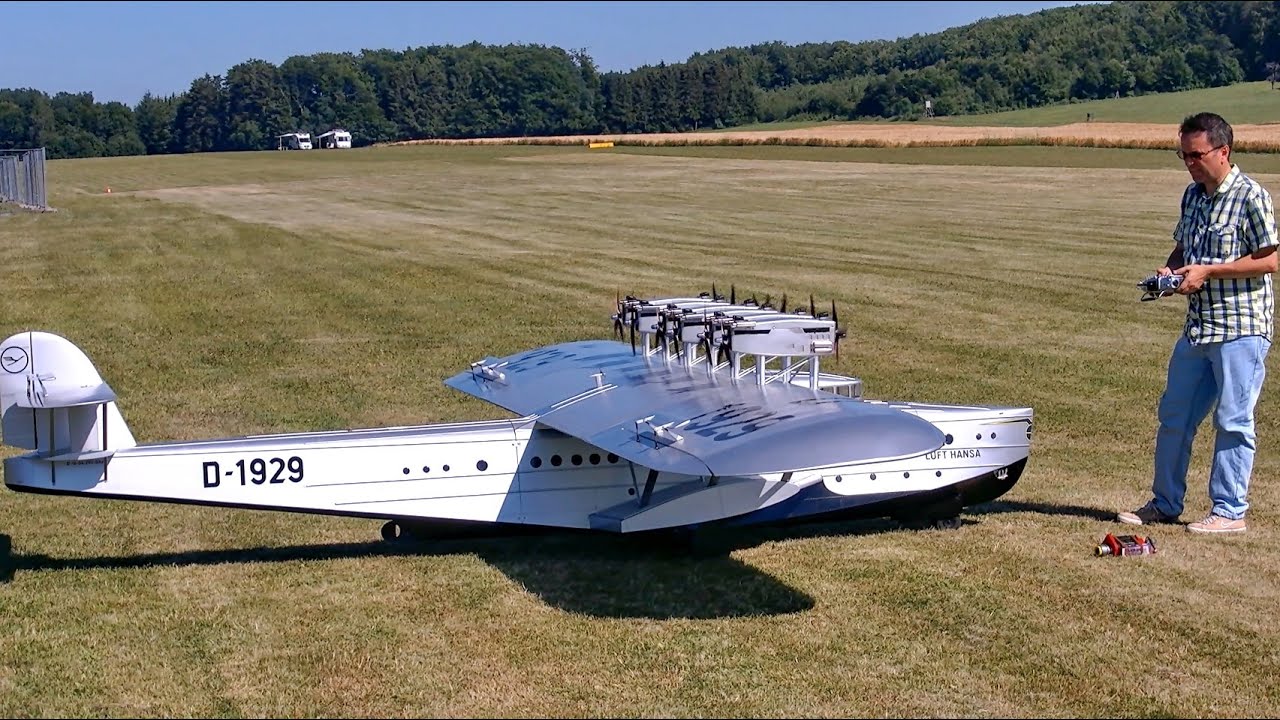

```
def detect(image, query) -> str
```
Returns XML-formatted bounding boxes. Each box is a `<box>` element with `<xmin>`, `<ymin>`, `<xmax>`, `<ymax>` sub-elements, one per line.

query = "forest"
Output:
<box><xmin>2</xmin><ymin>0</ymin><xmax>1277</xmax><ymax>158</ymax></box>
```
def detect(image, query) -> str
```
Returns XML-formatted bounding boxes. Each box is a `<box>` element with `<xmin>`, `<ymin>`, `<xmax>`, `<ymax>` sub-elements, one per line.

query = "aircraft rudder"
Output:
<box><xmin>1</xmin><ymin>330</ymin><xmax>136</xmax><ymax>454</ymax></box>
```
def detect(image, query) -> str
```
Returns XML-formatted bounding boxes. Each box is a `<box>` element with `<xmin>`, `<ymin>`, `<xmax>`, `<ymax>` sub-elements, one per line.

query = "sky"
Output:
<box><xmin>2</xmin><ymin>1</ymin><xmax>1105</xmax><ymax>107</ymax></box>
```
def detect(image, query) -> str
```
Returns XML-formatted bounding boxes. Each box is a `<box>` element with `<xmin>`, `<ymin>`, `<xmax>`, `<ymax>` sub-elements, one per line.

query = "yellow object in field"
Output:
<box><xmin>588</xmin><ymin>141</ymin><xmax>614</xmax><ymax>149</ymax></box>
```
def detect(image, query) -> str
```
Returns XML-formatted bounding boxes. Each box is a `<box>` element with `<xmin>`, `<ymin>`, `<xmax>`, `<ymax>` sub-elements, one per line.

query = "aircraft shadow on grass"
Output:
<box><xmin>0</xmin><ymin>498</ymin><xmax>1111</xmax><ymax>619</ymax></box>
<box><xmin>0</xmin><ymin>526</ymin><xmax>818</xmax><ymax>619</ymax></box>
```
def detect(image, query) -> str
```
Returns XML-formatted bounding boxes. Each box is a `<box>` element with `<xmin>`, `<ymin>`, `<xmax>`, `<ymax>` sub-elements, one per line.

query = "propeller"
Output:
<box><xmin>779</xmin><ymin>293</ymin><xmax>787</xmax><ymax>313</ymax></box>
<box><xmin>656</xmin><ymin>305</ymin><xmax>673</xmax><ymax>355</ymax></box>
<box><xmin>628</xmin><ymin>300</ymin><xmax>640</xmax><ymax>354</ymax></box>
<box><xmin>811</xmin><ymin>300</ymin><xmax>845</xmax><ymax>358</ymax></box>
<box><xmin>673</xmin><ymin>310</ymin><xmax>687</xmax><ymax>359</ymax></box>
<box><xmin>831</xmin><ymin>300</ymin><xmax>847</xmax><ymax>360</ymax></box>
<box><xmin>700</xmin><ymin>311</ymin><xmax>721</xmax><ymax>366</ymax></box>
<box><xmin>716</xmin><ymin>316</ymin><xmax>738</xmax><ymax>366</ymax></box>
<box><xmin>613</xmin><ymin>290</ymin><xmax>625</xmax><ymax>339</ymax></box>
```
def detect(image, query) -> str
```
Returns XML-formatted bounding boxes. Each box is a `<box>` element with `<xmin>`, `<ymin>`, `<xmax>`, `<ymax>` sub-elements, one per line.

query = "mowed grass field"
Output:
<box><xmin>731</xmin><ymin>81</ymin><xmax>1280</xmax><ymax>130</ymax></box>
<box><xmin>939</xmin><ymin>80</ymin><xmax>1280</xmax><ymax>127</ymax></box>
<box><xmin>2</xmin><ymin>142</ymin><xmax>1280</xmax><ymax>717</ymax></box>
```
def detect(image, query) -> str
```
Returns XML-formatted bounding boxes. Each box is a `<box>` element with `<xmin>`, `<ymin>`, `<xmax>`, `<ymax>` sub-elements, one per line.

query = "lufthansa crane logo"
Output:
<box><xmin>1</xmin><ymin>346</ymin><xmax>29</xmax><ymax>374</ymax></box>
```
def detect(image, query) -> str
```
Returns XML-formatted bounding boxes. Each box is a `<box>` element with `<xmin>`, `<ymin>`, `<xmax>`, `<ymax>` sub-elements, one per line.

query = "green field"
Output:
<box><xmin>2</xmin><ymin>144</ymin><xmax>1279</xmax><ymax>717</ymax></box>
<box><xmin>731</xmin><ymin>80</ymin><xmax>1280</xmax><ymax>130</ymax></box>
<box><xmin>941</xmin><ymin>80</ymin><xmax>1280</xmax><ymax>127</ymax></box>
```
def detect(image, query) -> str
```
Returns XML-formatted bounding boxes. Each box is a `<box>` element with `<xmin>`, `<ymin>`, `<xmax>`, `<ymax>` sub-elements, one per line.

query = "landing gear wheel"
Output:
<box><xmin>894</xmin><ymin>514</ymin><xmax>963</xmax><ymax>531</ymax></box>
<box><xmin>659</xmin><ymin>527</ymin><xmax>696</xmax><ymax>551</ymax></box>
<box><xmin>644</xmin><ymin>526</ymin><xmax>707</xmax><ymax>556</ymax></box>
<box><xmin>381</xmin><ymin>520</ymin><xmax>403</xmax><ymax>542</ymax></box>
<box><xmin>929</xmin><ymin>515</ymin><xmax>963</xmax><ymax>531</ymax></box>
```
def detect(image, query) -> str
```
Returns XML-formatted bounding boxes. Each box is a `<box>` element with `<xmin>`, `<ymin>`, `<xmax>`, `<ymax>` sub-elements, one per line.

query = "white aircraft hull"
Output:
<box><xmin>3</xmin><ymin>404</ymin><xmax>1030</xmax><ymax>536</ymax></box>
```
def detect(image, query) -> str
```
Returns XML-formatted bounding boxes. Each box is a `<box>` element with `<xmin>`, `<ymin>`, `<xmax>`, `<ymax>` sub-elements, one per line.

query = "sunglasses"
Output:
<box><xmin>1176</xmin><ymin>145</ymin><xmax>1226</xmax><ymax>161</ymax></box>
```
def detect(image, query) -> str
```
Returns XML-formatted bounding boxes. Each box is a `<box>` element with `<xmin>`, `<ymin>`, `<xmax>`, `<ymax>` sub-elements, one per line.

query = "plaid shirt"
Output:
<box><xmin>1173</xmin><ymin>165</ymin><xmax>1279</xmax><ymax>344</ymax></box>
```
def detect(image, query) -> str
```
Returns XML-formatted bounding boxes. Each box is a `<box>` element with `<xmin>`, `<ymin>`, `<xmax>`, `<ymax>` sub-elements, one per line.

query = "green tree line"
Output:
<box><xmin>1</xmin><ymin>0</ymin><xmax>1277</xmax><ymax>159</ymax></box>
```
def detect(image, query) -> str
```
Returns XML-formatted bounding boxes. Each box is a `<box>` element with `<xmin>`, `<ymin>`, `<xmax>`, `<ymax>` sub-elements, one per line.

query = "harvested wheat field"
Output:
<box><xmin>391</xmin><ymin>121</ymin><xmax>1280</xmax><ymax>150</ymax></box>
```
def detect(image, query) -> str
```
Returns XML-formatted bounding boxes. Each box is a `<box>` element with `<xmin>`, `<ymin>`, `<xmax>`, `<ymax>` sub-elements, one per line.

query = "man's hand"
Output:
<box><xmin>1176</xmin><ymin>264</ymin><xmax>1212</xmax><ymax>293</ymax></box>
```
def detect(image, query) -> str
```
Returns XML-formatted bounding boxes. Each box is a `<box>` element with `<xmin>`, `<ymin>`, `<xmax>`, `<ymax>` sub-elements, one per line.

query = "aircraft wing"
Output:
<box><xmin>444</xmin><ymin>340</ymin><xmax>945</xmax><ymax>477</ymax></box>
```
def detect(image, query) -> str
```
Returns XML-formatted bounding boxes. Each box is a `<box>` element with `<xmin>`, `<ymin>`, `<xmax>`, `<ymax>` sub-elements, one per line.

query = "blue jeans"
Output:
<box><xmin>1151</xmin><ymin>334</ymin><xmax>1270</xmax><ymax>520</ymax></box>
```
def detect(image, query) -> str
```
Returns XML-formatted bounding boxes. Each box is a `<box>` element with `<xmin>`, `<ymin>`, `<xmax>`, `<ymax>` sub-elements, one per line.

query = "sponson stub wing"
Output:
<box><xmin>444</xmin><ymin>340</ymin><xmax>945</xmax><ymax>477</ymax></box>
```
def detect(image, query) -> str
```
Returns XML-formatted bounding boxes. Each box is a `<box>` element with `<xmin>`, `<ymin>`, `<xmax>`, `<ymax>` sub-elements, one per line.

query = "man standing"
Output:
<box><xmin>1118</xmin><ymin>112</ymin><xmax>1278</xmax><ymax>534</ymax></box>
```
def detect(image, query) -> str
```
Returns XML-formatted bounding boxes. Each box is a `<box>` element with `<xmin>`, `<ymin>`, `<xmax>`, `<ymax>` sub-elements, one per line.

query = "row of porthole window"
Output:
<box><xmin>404</xmin><ymin>463</ymin><xmax>459</xmax><ymax>475</ymax></box>
<box><xmin>398</xmin><ymin>431</ymin><xmax>1009</xmax><ymax>477</ymax></box>
<box><xmin>530</xmin><ymin>452</ymin><xmax>620</xmax><ymax>469</ymax></box>
<box><xmin>945</xmin><ymin>433</ymin><xmax>1000</xmax><ymax>444</ymax></box>
<box><xmin>833</xmin><ymin>470</ymin><xmax>945</xmax><ymax>482</ymax></box>
<box><xmin>947</xmin><ymin>430</ymin><xmax>1003</xmax><ymax>443</ymax></box>
<box><xmin>402</xmin><ymin>453</ymin><xmax>623</xmax><ymax>476</ymax></box>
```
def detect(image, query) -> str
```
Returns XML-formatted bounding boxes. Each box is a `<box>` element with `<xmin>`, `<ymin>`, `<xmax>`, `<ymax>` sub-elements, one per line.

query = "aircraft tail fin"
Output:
<box><xmin>0</xmin><ymin>331</ymin><xmax>136</xmax><ymax>457</ymax></box>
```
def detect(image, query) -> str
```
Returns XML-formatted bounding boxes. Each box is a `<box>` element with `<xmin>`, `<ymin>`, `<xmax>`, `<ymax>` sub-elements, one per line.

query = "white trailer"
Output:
<box><xmin>316</xmin><ymin>129</ymin><xmax>352</xmax><ymax>149</ymax></box>
<box><xmin>276</xmin><ymin>132</ymin><xmax>313</xmax><ymax>150</ymax></box>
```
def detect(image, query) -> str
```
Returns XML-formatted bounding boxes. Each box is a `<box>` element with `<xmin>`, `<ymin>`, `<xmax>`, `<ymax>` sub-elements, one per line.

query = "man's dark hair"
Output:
<box><xmin>1180</xmin><ymin>112</ymin><xmax>1233</xmax><ymax>149</ymax></box>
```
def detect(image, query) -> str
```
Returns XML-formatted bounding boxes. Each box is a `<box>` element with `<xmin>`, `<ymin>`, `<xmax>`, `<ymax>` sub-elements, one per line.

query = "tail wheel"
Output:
<box><xmin>380</xmin><ymin>520</ymin><xmax>402</xmax><ymax>542</ymax></box>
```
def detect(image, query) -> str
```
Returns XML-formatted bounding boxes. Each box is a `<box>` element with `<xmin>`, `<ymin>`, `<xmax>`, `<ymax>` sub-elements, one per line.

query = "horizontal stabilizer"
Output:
<box><xmin>14</xmin><ymin>380</ymin><xmax>117</xmax><ymax>409</ymax></box>
<box><xmin>41</xmin><ymin>449</ymin><xmax>115</xmax><ymax>463</ymax></box>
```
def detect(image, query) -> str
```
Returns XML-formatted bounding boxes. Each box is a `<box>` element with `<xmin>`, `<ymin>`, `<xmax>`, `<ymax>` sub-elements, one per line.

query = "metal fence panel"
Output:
<box><xmin>0</xmin><ymin>148</ymin><xmax>49</xmax><ymax>210</ymax></box>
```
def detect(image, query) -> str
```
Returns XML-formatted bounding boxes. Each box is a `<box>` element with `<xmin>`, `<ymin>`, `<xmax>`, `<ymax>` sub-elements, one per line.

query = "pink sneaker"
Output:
<box><xmin>1186</xmin><ymin>514</ymin><xmax>1247</xmax><ymax>534</ymax></box>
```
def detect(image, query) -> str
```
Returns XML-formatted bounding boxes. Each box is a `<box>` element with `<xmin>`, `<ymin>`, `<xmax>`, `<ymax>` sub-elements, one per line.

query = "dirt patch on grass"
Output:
<box><xmin>389</xmin><ymin>121</ymin><xmax>1280</xmax><ymax>150</ymax></box>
